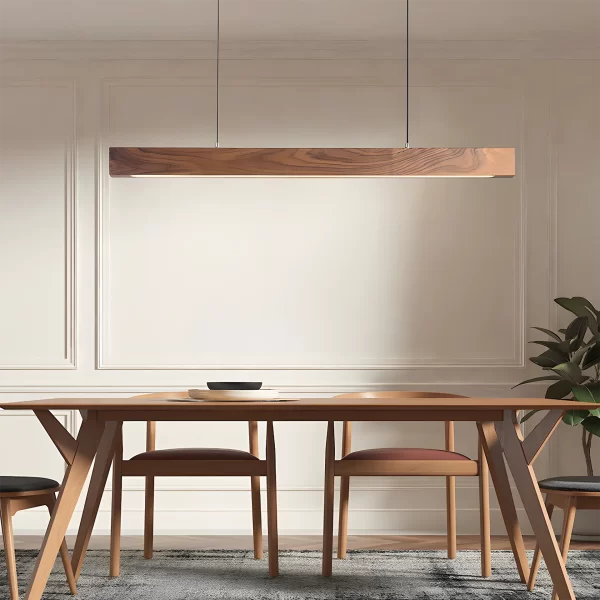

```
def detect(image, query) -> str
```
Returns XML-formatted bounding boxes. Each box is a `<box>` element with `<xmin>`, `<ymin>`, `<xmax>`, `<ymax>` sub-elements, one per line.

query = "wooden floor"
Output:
<box><xmin>9</xmin><ymin>535</ymin><xmax>600</xmax><ymax>551</ymax></box>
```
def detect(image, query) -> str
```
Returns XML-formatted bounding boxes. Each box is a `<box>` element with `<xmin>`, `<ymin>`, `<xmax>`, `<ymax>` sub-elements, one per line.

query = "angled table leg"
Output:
<box><xmin>501</xmin><ymin>410</ymin><xmax>575</xmax><ymax>600</ymax></box>
<box><xmin>477</xmin><ymin>422</ymin><xmax>529</xmax><ymax>583</ymax></box>
<box><xmin>71</xmin><ymin>420</ymin><xmax>123</xmax><ymax>581</ymax></box>
<box><xmin>25</xmin><ymin>413</ymin><xmax>105</xmax><ymax>600</ymax></box>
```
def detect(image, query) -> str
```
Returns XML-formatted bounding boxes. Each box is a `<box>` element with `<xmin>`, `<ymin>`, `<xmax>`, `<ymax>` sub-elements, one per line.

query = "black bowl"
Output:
<box><xmin>207</xmin><ymin>382</ymin><xmax>263</xmax><ymax>391</ymax></box>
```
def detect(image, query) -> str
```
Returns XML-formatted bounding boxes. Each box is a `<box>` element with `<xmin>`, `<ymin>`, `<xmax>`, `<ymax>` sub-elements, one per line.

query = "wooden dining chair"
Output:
<box><xmin>322</xmin><ymin>391</ymin><xmax>491</xmax><ymax>577</ymax></box>
<box><xmin>110</xmin><ymin>392</ymin><xmax>279</xmax><ymax>577</ymax></box>
<box><xmin>528</xmin><ymin>476</ymin><xmax>600</xmax><ymax>600</ymax></box>
<box><xmin>0</xmin><ymin>476</ymin><xmax>76</xmax><ymax>599</ymax></box>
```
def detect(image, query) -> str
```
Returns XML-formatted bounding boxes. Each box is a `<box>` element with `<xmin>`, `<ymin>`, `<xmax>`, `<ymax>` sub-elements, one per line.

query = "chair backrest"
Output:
<box><xmin>333</xmin><ymin>391</ymin><xmax>469</xmax><ymax>454</ymax></box>
<box><xmin>130</xmin><ymin>392</ymin><xmax>258</xmax><ymax>456</ymax></box>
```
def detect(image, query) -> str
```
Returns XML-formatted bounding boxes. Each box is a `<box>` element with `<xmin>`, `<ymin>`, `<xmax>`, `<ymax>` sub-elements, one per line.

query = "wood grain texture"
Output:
<box><xmin>249</xmin><ymin>421</ymin><xmax>264</xmax><ymax>561</ymax></box>
<box><xmin>1</xmin><ymin>498</ymin><xmax>20</xmax><ymax>599</ymax></box>
<box><xmin>110</xmin><ymin>429</ymin><xmax>123</xmax><ymax>578</ymax></box>
<box><xmin>478</xmin><ymin>442</ymin><xmax>491</xmax><ymax>578</ymax></box>
<box><xmin>265</xmin><ymin>422</ymin><xmax>279</xmax><ymax>577</ymax></box>
<box><xmin>144</xmin><ymin>421</ymin><xmax>156</xmax><ymax>560</ymax></box>
<box><xmin>322</xmin><ymin>421</ymin><xmax>336</xmax><ymax>577</ymax></box>
<box><xmin>2</xmin><ymin>396</ymin><xmax>590</xmax><ymax>413</ymax></box>
<box><xmin>34</xmin><ymin>410</ymin><xmax>77</xmax><ymax>466</ymax></box>
<box><xmin>109</xmin><ymin>147</ymin><xmax>515</xmax><ymax>177</ymax></box>
<box><xmin>25</xmin><ymin>415</ymin><xmax>105</xmax><ymax>600</ymax></box>
<box><xmin>500</xmin><ymin>411</ymin><xmax>574</xmax><ymax>600</ymax></box>
<box><xmin>334</xmin><ymin>459</ymin><xmax>479</xmax><ymax>477</ymax></box>
<box><xmin>72</xmin><ymin>421</ymin><xmax>123</xmax><ymax>581</ymax></box>
<box><xmin>477</xmin><ymin>422</ymin><xmax>530</xmax><ymax>584</ymax></box>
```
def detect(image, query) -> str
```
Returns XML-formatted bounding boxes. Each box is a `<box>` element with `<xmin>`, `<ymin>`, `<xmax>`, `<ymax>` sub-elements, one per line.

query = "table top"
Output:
<box><xmin>0</xmin><ymin>396</ymin><xmax>594</xmax><ymax>419</ymax></box>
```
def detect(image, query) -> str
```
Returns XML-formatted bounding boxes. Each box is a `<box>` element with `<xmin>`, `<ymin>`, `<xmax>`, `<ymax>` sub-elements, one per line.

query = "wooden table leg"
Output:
<box><xmin>110</xmin><ymin>428</ymin><xmax>124</xmax><ymax>577</ymax></box>
<box><xmin>45</xmin><ymin>495</ymin><xmax>77</xmax><ymax>595</ymax></box>
<box><xmin>322</xmin><ymin>421</ymin><xmax>335</xmax><ymax>577</ymax></box>
<box><xmin>71</xmin><ymin>420</ymin><xmax>123</xmax><ymax>581</ymax></box>
<box><xmin>266</xmin><ymin>421</ymin><xmax>279</xmax><ymax>577</ymax></box>
<box><xmin>501</xmin><ymin>411</ymin><xmax>575</xmax><ymax>600</ymax></box>
<box><xmin>25</xmin><ymin>413</ymin><xmax>104</xmax><ymax>600</ymax></box>
<box><xmin>477</xmin><ymin>422</ymin><xmax>529</xmax><ymax>583</ymax></box>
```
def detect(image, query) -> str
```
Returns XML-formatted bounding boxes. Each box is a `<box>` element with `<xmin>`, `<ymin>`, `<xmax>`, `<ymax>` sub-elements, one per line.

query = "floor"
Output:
<box><xmin>9</xmin><ymin>535</ymin><xmax>600</xmax><ymax>551</ymax></box>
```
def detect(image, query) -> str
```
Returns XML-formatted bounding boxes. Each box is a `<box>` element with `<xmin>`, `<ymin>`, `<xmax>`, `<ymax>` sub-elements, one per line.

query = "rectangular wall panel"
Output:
<box><xmin>0</xmin><ymin>82</ymin><xmax>75</xmax><ymax>368</ymax></box>
<box><xmin>99</xmin><ymin>79</ymin><xmax>522</xmax><ymax>369</ymax></box>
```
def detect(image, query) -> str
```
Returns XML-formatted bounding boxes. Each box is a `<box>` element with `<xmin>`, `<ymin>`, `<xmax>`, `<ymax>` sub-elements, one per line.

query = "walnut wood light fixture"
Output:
<box><xmin>109</xmin><ymin>1</ymin><xmax>515</xmax><ymax>178</ymax></box>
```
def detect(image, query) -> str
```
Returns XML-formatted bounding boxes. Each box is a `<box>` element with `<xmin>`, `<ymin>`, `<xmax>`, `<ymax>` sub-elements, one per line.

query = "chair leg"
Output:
<box><xmin>337</xmin><ymin>475</ymin><xmax>350</xmax><ymax>559</ymax></box>
<box><xmin>478</xmin><ymin>442</ymin><xmax>491</xmax><ymax>577</ymax></box>
<box><xmin>528</xmin><ymin>497</ymin><xmax>554</xmax><ymax>591</ymax></box>
<box><xmin>446</xmin><ymin>475</ymin><xmax>457</xmax><ymax>559</ymax></box>
<box><xmin>46</xmin><ymin>495</ymin><xmax>77</xmax><ymax>595</ymax></box>
<box><xmin>322</xmin><ymin>421</ymin><xmax>335</xmax><ymax>576</ymax></box>
<box><xmin>0</xmin><ymin>498</ymin><xmax>19</xmax><ymax>600</ymax></box>
<box><xmin>249</xmin><ymin>421</ymin><xmax>263</xmax><ymax>560</ymax></box>
<box><xmin>250</xmin><ymin>475</ymin><xmax>263</xmax><ymax>560</ymax></box>
<box><xmin>110</xmin><ymin>430</ymin><xmax>123</xmax><ymax>576</ymax></box>
<box><xmin>144</xmin><ymin>475</ymin><xmax>155</xmax><ymax>559</ymax></box>
<box><xmin>266</xmin><ymin>421</ymin><xmax>279</xmax><ymax>576</ymax></box>
<box><xmin>551</xmin><ymin>498</ymin><xmax>577</xmax><ymax>600</ymax></box>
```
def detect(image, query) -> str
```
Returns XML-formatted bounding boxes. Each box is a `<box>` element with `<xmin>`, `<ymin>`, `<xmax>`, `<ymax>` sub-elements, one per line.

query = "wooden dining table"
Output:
<box><xmin>0</xmin><ymin>394</ymin><xmax>595</xmax><ymax>600</ymax></box>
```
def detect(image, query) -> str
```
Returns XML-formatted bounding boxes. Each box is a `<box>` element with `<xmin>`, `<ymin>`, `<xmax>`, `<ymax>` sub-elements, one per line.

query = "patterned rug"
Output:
<box><xmin>1</xmin><ymin>549</ymin><xmax>598</xmax><ymax>599</ymax></box>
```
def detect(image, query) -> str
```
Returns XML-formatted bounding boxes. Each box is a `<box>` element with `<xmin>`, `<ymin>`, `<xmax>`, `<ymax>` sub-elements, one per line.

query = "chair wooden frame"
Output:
<box><xmin>324</xmin><ymin>391</ymin><xmax>491</xmax><ymax>577</ymax></box>
<box><xmin>528</xmin><ymin>488</ymin><xmax>600</xmax><ymax>600</ymax></box>
<box><xmin>110</xmin><ymin>392</ymin><xmax>279</xmax><ymax>577</ymax></box>
<box><xmin>0</xmin><ymin>486</ymin><xmax>76</xmax><ymax>600</ymax></box>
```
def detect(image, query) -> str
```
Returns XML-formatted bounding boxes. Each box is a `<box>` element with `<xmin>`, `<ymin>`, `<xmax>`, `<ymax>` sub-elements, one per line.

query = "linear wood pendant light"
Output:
<box><xmin>109</xmin><ymin>1</ymin><xmax>515</xmax><ymax>179</ymax></box>
<box><xmin>109</xmin><ymin>147</ymin><xmax>514</xmax><ymax>177</ymax></box>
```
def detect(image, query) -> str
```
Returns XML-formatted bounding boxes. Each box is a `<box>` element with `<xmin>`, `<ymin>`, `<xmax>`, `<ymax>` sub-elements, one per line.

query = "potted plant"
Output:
<box><xmin>515</xmin><ymin>296</ymin><xmax>600</xmax><ymax>539</ymax></box>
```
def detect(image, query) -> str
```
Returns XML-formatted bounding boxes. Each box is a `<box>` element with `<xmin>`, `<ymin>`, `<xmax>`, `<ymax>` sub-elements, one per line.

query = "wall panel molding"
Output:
<box><xmin>96</xmin><ymin>77</ymin><xmax>525</xmax><ymax>371</ymax></box>
<box><xmin>1</xmin><ymin>39</ymin><xmax>598</xmax><ymax>61</ymax></box>
<box><xmin>0</xmin><ymin>79</ymin><xmax>77</xmax><ymax>369</ymax></box>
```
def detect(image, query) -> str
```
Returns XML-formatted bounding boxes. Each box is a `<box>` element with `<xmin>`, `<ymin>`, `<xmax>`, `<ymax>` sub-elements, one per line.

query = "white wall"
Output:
<box><xmin>0</xmin><ymin>30</ymin><xmax>599</xmax><ymax>535</ymax></box>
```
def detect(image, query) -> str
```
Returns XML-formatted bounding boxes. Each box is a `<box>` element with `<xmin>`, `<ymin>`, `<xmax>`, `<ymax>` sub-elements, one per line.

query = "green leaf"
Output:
<box><xmin>582</xmin><ymin>416</ymin><xmax>600</xmax><ymax>437</ymax></box>
<box><xmin>563</xmin><ymin>410</ymin><xmax>588</xmax><ymax>426</ymax></box>
<box><xmin>545</xmin><ymin>380</ymin><xmax>573</xmax><ymax>399</ymax></box>
<box><xmin>530</xmin><ymin>340</ymin><xmax>571</xmax><ymax>353</ymax></box>
<box><xmin>555</xmin><ymin>297</ymin><xmax>599</xmax><ymax>333</ymax></box>
<box><xmin>566</xmin><ymin>317</ymin><xmax>588</xmax><ymax>350</ymax></box>
<box><xmin>572</xmin><ymin>383</ymin><xmax>600</xmax><ymax>404</ymax></box>
<box><xmin>512</xmin><ymin>376</ymin><xmax>561</xmax><ymax>389</ymax></box>
<box><xmin>531</xmin><ymin>350</ymin><xmax>569</xmax><ymax>368</ymax></box>
<box><xmin>572</xmin><ymin>297</ymin><xmax>600</xmax><ymax>318</ymax></box>
<box><xmin>551</xmin><ymin>362</ymin><xmax>583</xmax><ymax>384</ymax></box>
<box><xmin>571</xmin><ymin>343</ymin><xmax>593</xmax><ymax>366</ymax></box>
<box><xmin>520</xmin><ymin>410</ymin><xmax>540</xmax><ymax>424</ymax></box>
<box><xmin>573</xmin><ymin>384</ymin><xmax>600</xmax><ymax>417</ymax></box>
<box><xmin>582</xmin><ymin>343</ymin><xmax>600</xmax><ymax>370</ymax></box>
<box><xmin>531</xmin><ymin>327</ymin><xmax>562</xmax><ymax>342</ymax></box>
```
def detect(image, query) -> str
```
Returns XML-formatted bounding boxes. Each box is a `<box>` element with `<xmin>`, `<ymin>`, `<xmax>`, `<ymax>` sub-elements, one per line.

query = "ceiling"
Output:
<box><xmin>0</xmin><ymin>0</ymin><xmax>598</xmax><ymax>43</ymax></box>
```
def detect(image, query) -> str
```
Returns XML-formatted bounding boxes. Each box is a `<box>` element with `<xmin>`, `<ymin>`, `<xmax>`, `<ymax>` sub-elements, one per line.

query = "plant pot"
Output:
<box><xmin>572</xmin><ymin>509</ymin><xmax>600</xmax><ymax>542</ymax></box>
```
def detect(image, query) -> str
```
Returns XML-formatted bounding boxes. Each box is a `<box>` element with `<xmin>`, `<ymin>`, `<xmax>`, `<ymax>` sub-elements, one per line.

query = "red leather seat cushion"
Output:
<box><xmin>130</xmin><ymin>448</ymin><xmax>259</xmax><ymax>461</ymax></box>
<box><xmin>341</xmin><ymin>448</ymin><xmax>471</xmax><ymax>461</ymax></box>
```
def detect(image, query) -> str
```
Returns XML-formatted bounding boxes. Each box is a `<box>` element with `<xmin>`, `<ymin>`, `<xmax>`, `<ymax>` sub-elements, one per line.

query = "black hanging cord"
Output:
<box><xmin>405</xmin><ymin>0</ymin><xmax>410</xmax><ymax>149</ymax></box>
<box><xmin>215</xmin><ymin>0</ymin><xmax>220</xmax><ymax>148</ymax></box>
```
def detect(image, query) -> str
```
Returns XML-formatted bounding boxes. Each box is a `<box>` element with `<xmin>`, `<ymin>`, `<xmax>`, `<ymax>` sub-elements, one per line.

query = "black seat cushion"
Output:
<box><xmin>0</xmin><ymin>476</ymin><xmax>60</xmax><ymax>494</ymax></box>
<box><xmin>538</xmin><ymin>476</ymin><xmax>600</xmax><ymax>493</ymax></box>
<box><xmin>130</xmin><ymin>448</ymin><xmax>259</xmax><ymax>461</ymax></box>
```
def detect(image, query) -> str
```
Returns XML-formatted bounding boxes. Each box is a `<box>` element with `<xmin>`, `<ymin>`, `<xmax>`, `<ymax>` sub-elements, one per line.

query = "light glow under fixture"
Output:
<box><xmin>109</xmin><ymin>1</ymin><xmax>515</xmax><ymax>179</ymax></box>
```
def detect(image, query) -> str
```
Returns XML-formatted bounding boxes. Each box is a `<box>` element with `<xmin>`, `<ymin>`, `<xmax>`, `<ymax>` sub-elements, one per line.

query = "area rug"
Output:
<box><xmin>1</xmin><ymin>550</ymin><xmax>598</xmax><ymax>599</ymax></box>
